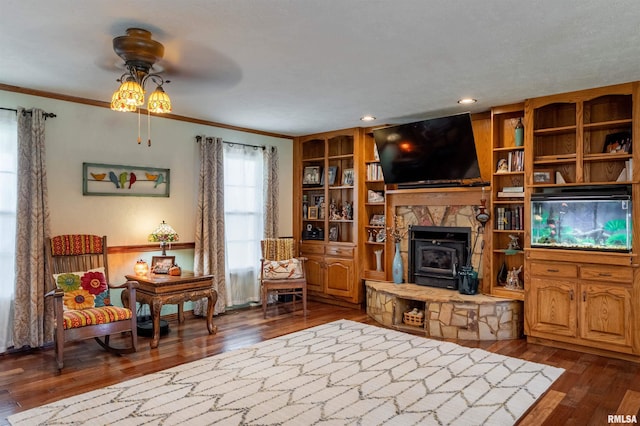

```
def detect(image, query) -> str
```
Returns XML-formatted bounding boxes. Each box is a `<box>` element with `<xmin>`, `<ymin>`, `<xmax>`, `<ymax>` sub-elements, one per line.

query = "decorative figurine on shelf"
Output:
<box><xmin>344</xmin><ymin>201</ymin><xmax>353</xmax><ymax>220</ymax></box>
<box><xmin>505</xmin><ymin>265</ymin><xmax>523</xmax><ymax>290</ymax></box>
<box><xmin>368</xmin><ymin>229</ymin><xmax>376</xmax><ymax>242</ymax></box>
<box><xmin>506</xmin><ymin>234</ymin><xmax>521</xmax><ymax>252</ymax></box>
<box><xmin>329</xmin><ymin>199</ymin><xmax>339</xmax><ymax>220</ymax></box>
<box><xmin>496</xmin><ymin>158</ymin><xmax>509</xmax><ymax>173</ymax></box>
<box><xmin>302</xmin><ymin>195</ymin><xmax>309</xmax><ymax>219</ymax></box>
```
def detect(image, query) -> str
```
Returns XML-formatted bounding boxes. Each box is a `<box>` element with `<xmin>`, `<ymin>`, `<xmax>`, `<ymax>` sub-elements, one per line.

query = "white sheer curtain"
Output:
<box><xmin>0</xmin><ymin>110</ymin><xmax>17</xmax><ymax>353</ymax></box>
<box><xmin>223</xmin><ymin>143</ymin><xmax>264</xmax><ymax>306</ymax></box>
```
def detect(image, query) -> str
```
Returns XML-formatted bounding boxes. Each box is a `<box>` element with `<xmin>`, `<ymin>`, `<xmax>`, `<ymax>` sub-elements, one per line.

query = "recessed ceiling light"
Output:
<box><xmin>360</xmin><ymin>115</ymin><xmax>376</xmax><ymax>122</ymax></box>
<box><xmin>457</xmin><ymin>98</ymin><xmax>477</xmax><ymax>105</ymax></box>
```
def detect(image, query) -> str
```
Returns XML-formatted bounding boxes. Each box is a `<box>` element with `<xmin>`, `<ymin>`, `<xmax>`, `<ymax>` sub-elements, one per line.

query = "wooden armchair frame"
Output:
<box><xmin>45</xmin><ymin>235</ymin><xmax>137</xmax><ymax>369</ymax></box>
<box><xmin>260</xmin><ymin>238</ymin><xmax>308</xmax><ymax>319</ymax></box>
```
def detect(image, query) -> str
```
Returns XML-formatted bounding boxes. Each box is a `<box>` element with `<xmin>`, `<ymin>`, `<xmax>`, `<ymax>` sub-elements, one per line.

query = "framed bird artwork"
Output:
<box><xmin>82</xmin><ymin>163</ymin><xmax>170</xmax><ymax>197</ymax></box>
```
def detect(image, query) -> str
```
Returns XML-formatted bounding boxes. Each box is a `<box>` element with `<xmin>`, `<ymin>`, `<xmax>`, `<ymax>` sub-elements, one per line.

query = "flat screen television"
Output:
<box><xmin>373</xmin><ymin>113</ymin><xmax>482</xmax><ymax>187</ymax></box>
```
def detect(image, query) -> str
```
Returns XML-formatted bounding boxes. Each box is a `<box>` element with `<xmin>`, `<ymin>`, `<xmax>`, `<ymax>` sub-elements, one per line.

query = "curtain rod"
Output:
<box><xmin>195</xmin><ymin>135</ymin><xmax>265</xmax><ymax>150</ymax></box>
<box><xmin>224</xmin><ymin>141</ymin><xmax>265</xmax><ymax>150</ymax></box>
<box><xmin>0</xmin><ymin>107</ymin><xmax>57</xmax><ymax>119</ymax></box>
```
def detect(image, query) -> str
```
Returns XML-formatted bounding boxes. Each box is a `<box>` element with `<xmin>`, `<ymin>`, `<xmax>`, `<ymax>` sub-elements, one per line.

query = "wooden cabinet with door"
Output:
<box><xmin>526</xmin><ymin>253</ymin><xmax>636</xmax><ymax>358</ymax></box>
<box><xmin>527</xmin><ymin>261</ymin><xmax>578</xmax><ymax>338</ymax></box>
<box><xmin>294</xmin><ymin>128</ymin><xmax>362</xmax><ymax>306</ymax></box>
<box><xmin>523</xmin><ymin>82</ymin><xmax>640</xmax><ymax>361</ymax></box>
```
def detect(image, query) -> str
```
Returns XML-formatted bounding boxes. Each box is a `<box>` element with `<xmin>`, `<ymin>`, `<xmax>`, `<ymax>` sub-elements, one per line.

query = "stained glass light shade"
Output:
<box><xmin>115</xmin><ymin>78</ymin><xmax>145</xmax><ymax>107</ymax></box>
<box><xmin>147</xmin><ymin>86</ymin><xmax>172</xmax><ymax>113</ymax></box>
<box><xmin>148</xmin><ymin>221</ymin><xmax>179</xmax><ymax>255</ymax></box>
<box><xmin>110</xmin><ymin>91</ymin><xmax>137</xmax><ymax>112</ymax></box>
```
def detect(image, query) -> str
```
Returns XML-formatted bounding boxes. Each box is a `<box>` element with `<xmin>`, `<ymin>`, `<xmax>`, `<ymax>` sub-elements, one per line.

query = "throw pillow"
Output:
<box><xmin>52</xmin><ymin>267</ymin><xmax>110</xmax><ymax>310</ymax></box>
<box><xmin>263</xmin><ymin>258</ymin><xmax>304</xmax><ymax>279</ymax></box>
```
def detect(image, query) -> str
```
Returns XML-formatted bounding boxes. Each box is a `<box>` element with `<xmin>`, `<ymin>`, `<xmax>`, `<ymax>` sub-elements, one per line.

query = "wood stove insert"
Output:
<box><xmin>408</xmin><ymin>226</ymin><xmax>471</xmax><ymax>289</ymax></box>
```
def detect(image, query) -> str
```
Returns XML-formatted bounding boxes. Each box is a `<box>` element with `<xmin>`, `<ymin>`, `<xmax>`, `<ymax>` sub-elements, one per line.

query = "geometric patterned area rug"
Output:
<box><xmin>8</xmin><ymin>319</ymin><xmax>564</xmax><ymax>426</ymax></box>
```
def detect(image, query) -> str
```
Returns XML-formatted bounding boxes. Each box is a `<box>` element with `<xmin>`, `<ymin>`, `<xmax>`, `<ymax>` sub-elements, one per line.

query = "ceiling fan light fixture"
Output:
<box><xmin>116</xmin><ymin>78</ymin><xmax>145</xmax><ymax>106</ymax></box>
<box><xmin>110</xmin><ymin>91</ymin><xmax>136</xmax><ymax>112</ymax></box>
<box><xmin>109</xmin><ymin>28</ymin><xmax>174</xmax><ymax>145</ymax></box>
<box><xmin>147</xmin><ymin>85</ymin><xmax>172</xmax><ymax>114</ymax></box>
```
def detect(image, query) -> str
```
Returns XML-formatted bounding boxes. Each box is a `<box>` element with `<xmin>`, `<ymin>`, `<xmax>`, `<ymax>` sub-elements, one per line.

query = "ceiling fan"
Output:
<box><xmin>109</xmin><ymin>28</ymin><xmax>172</xmax><ymax>115</ymax></box>
<box><xmin>112</xmin><ymin>28</ymin><xmax>166</xmax><ymax>73</ymax></box>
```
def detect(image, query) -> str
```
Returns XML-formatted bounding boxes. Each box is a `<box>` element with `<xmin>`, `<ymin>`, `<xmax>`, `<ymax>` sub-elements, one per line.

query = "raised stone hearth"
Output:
<box><xmin>366</xmin><ymin>280</ymin><xmax>523</xmax><ymax>340</ymax></box>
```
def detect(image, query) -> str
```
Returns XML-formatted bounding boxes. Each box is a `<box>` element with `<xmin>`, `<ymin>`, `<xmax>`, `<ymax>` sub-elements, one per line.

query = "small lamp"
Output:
<box><xmin>134</xmin><ymin>259</ymin><xmax>149</xmax><ymax>276</ymax></box>
<box><xmin>148</xmin><ymin>220</ymin><xmax>179</xmax><ymax>255</ymax></box>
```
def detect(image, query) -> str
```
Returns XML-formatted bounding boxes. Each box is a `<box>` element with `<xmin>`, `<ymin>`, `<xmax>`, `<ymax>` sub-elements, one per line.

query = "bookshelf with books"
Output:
<box><xmin>360</xmin><ymin>129</ymin><xmax>387</xmax><ymax>280</ymax></box>
<box><xmin>294</xmin><ymin>128</ymin><xmax>362</xmax><ymax>306</ymax></box>
<box><xmin>490</xmin><ymin>103</ymin><xmax>526</xmax><ymax>300</ymax></box>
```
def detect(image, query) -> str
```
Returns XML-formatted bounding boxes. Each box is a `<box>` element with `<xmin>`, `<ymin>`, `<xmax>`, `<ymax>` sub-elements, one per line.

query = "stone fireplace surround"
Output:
<box><xmin>385</xmin><ymin>186</ymin><xmax>488</xmax><ymax>284</ymax></box>
<box><xmin>366</xmin><ymin>187</ymin><xmax>524</xmax><ymax>341</ymax></box>
<box><xmin>366</xmin><ymin>280</ymin><xmax>523</xmax><ymax>340</ymax></box>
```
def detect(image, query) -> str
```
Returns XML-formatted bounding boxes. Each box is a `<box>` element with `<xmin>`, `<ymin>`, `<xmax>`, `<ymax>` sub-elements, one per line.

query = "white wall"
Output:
<box><xmin>1</xmin><ymin>89</ymin><xmax>293</xmax><ymax>290</ymax></box>
<box><xmin>1</xmin><ymin>90</ymin><xmax>293</xmax><ymax>244</ymax></box>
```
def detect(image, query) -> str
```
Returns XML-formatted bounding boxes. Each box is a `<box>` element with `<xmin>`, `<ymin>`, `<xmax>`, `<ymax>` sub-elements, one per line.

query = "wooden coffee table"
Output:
<box><xmin>123</xmin><ymin>272</ymin><xmax>218</xmax><ymax>348</ymax></box>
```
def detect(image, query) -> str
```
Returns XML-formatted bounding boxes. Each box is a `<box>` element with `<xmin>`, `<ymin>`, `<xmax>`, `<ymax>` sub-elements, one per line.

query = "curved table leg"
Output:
<box><xmin>150</xmin><ymin>298</ymin><xmax>163</xmax><ymax>349</ymax></box>
<box><xmin>206</xmin><ymin>290</ymin><xmax>218</xmax><ymax>334</ymax></box>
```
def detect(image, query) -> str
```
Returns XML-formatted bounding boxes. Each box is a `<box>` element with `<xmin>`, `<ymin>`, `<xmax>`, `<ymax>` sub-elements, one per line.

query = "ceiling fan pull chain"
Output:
<box><xmin>137</xmin><ymin>108</ymin><xmax>141</xmax><ymax>144</ymax></box>
<box><xmin>147</xmin><ymin>109</ymin><xmax>151</xmax><ymax>146</ymax></box>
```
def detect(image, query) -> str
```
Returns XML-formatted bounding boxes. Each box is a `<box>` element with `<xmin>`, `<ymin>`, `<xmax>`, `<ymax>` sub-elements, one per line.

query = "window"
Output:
<box><xmin>223</xmin><ymin>144</ymin><xmax>264</xmax><ymax>306</ymax></box>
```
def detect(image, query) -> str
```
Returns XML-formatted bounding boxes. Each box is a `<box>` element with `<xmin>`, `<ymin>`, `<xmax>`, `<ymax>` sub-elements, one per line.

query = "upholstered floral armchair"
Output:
<box><xmin>45</xmin><ymin>235</ymin><xmax>137</xmax><ymax>369</ymax></box>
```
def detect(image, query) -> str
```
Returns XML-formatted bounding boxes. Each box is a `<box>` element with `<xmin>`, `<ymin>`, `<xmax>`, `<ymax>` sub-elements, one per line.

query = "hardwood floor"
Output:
<box><xmin>1</xmin><ymin>300</ymin><xmax>639</xmax><ymax>425</ymax></box>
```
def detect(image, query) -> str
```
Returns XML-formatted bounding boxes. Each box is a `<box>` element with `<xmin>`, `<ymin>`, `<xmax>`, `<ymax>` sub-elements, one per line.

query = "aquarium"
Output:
<box><xmin>531</xmin><ymin>192</ymin><xmax>632</xmax><ymax>252</ymax></box>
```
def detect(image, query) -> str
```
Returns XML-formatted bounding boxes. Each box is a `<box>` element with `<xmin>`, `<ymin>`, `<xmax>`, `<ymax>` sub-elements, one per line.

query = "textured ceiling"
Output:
<box><xmin>2</xmin><ymin>0</ymin><xmax>640</xmax><ymax>137</ymax></box>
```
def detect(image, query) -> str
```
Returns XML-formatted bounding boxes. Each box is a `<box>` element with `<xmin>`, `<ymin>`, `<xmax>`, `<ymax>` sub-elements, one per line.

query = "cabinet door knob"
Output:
<box><xmin>583</xmin><ymin>291</ymin><xmax>586</xmax><ymax>302</ymax></box>
<box><xmin>569</xmin><ymin>290</ymin><xmax>574</xmax><ymax>300</ymax></box>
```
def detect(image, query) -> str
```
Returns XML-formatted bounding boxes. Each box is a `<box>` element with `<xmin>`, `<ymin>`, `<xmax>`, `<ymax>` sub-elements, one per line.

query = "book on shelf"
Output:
<box><xmin>501</xmin><ymin>186</ymin><xmax>523</xmax><ymax>192</ymax></box>
<box><xmin>496</xmin><ymin>207</ymin><xmax>504</xmax><ymax>230</ymax></box>
<box><xmin>366</xmin><ymin>163</ymin><xmax>384</xmax><ymax>181</ymax></box>
<box><xmin>497</xmin><ymin>191</ymin><xmax>524</xmax><ymax>198</ymax></box>
<box><xmin>495</xmin><ymin>206</ymin><xmax>524</xmax><ymax>231</ymax></box>
<box><xmin>507</xmin><ymin>150</ymin><xmax>524</xmax><ymax>172</ymax></box>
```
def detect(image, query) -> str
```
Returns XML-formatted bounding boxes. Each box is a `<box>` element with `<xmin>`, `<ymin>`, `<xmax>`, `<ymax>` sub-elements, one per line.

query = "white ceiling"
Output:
<box><xmin>2</xmin><ymin>0</ymin><xmax>640</xmax><ymax>137</ymax></box>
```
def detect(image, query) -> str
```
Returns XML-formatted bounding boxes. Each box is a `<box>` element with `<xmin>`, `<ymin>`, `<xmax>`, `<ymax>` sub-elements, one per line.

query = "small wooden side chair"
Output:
<box><xmin>45</xmin><ymin>235</ymin><xmax>137</xmax><ymax>369</ymax></box>
<box><xmin>260</xmin><ymin>238</ymin><xmax>307</xmax><ymax>318</ymax></box>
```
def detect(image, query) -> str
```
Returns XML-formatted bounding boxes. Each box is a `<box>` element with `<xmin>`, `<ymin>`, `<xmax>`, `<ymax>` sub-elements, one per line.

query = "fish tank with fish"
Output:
<box><xmin>530</xmin><ymin>188</ymin><xmax>632</xmax><ymax>252</ymax></box>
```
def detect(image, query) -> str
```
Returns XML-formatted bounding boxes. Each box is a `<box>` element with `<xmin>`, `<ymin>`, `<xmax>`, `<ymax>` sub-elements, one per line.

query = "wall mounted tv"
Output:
<box><xmin>373</xmin><ymin>113</ymin><xmax>483</xmax><ymax>188</ymax></box>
